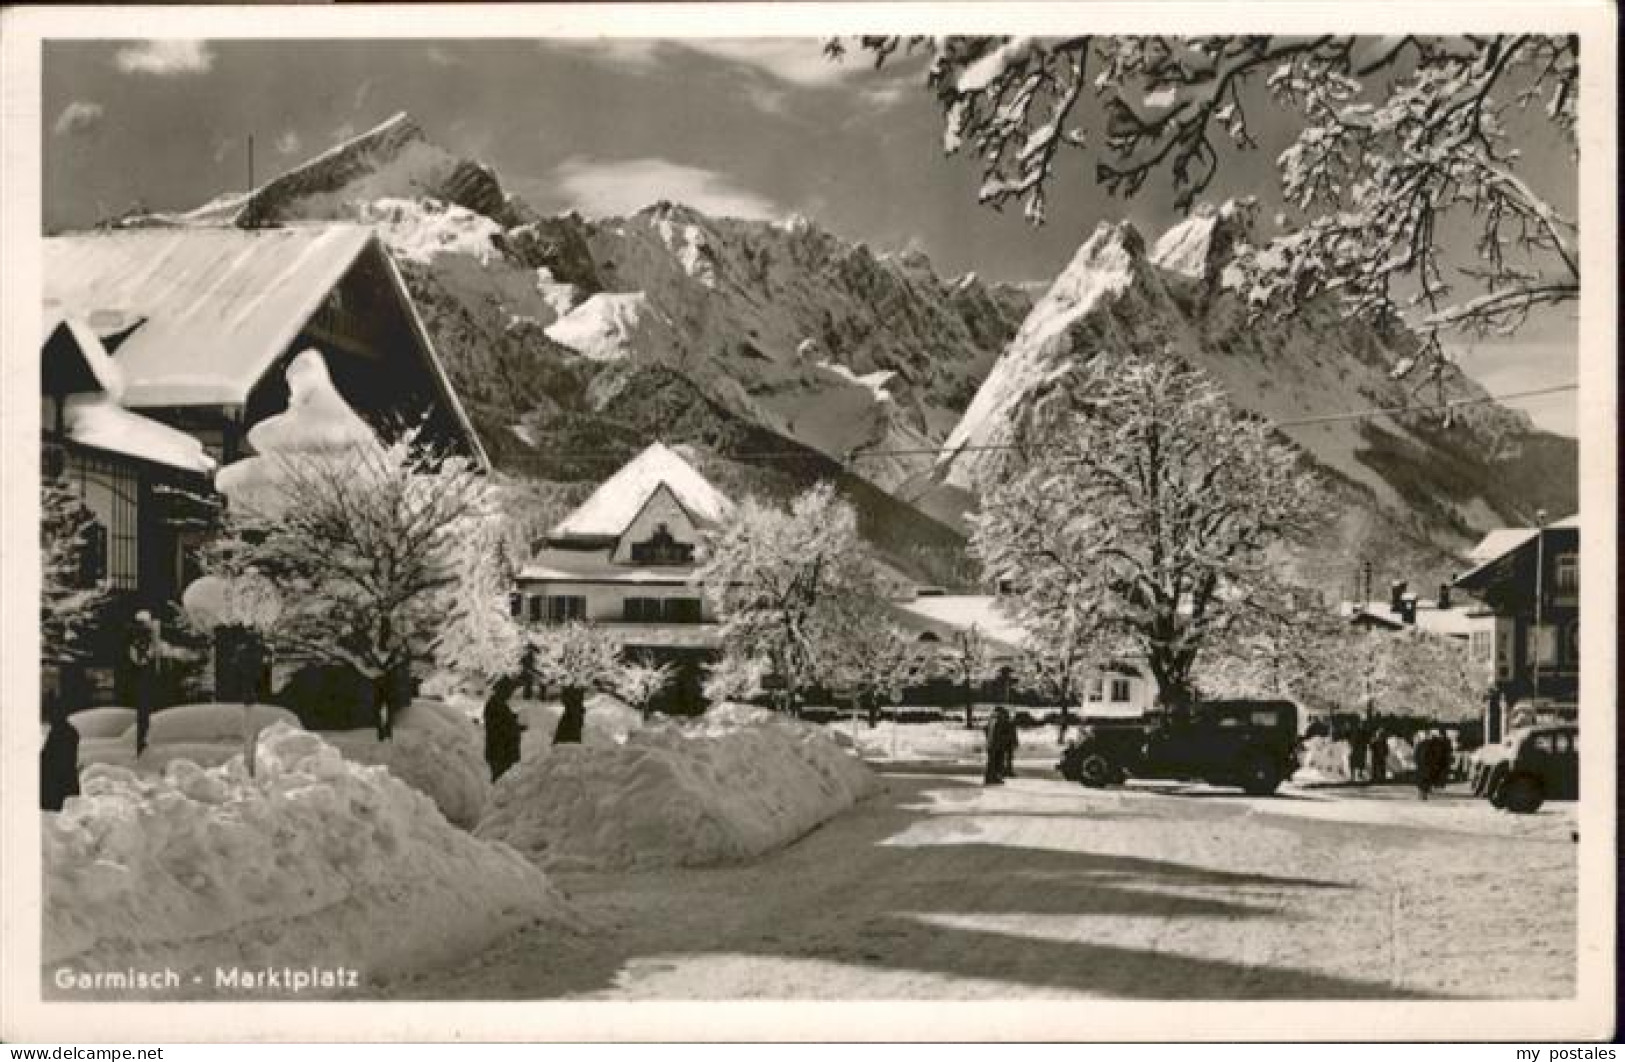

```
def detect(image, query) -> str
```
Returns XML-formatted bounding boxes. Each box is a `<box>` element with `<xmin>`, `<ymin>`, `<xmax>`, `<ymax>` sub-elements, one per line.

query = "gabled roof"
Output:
<box><xmin>550</xmin><ymin>442</ymin><xmax>734</xmax><ymax>542</ymax></box>
<box><xmin>889</xmin><ymin>595</ymin><xmax>1028</xmax><ymax>654</ymax></box>
<box><xmin>44</xmin><ymin>226</ymin><xmax>376</xmax><ymax>408</ymax></box>
<box><xmin>1456</xmin><ymin>514</ymin><xmax>1580</xmax><ymax>589</ymax></box>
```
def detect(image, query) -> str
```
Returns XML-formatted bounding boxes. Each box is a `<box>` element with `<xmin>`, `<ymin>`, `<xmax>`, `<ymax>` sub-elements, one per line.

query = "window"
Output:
<box><xmin>629</xmin><ymin>524</ymin><xmax>694</xmax><ymax>566</ymax></box>
<box><xmin>1531</xmin><ymin>734</ymin><xmax>1554</xmax><ymax>754</ymax></box>
<box><xmin>1554</xmin><ymin>553</ymin><xmax>1578</xmax><ymax>593</ymax></box>
<box><xmin>546</xmin><ymin>596</ymin><xmax>586</xmax><ymax>623</ymax></box>
<box><xmin>1109</xmin><ymin>678</ymin><xmax>1132</xmax><ymax>703</ymax></box>
<box><xmin>1087</xmin><ymin>677</ymin><xmax>1104</xmax><ymax>702</ymax></box>
<box><xmin>624</xmin><ymin>597</ymin><xmax>662</xmax><ymax>623</ymax></box>
<box><xmin>63</xmin><ymin>450</ymin><xmax>139</xmax><ymax>592</ymax></box>
<box><xmin>1553</xmin><ymin>732</ymin><xmax>1574</xmax><ymax>755</ymax></box>
<box><xmin>663</xmin><ymin>597</ymin><xmax>703</xmax><ymax>624</ymax></box>
<box><xmin>1470</xmin><ymin>630</ymin><xmax>1493</xmax><ymax>663</ymax></box>
<box><xmin>1526</xmin><ymin>625</ymin><xmax>1558</xmax><ymax>665</ymax></box>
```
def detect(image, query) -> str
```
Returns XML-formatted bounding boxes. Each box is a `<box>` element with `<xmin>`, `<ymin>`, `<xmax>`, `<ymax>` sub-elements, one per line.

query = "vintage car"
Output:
<box><xmin>1058</xmin><ymin>699</ymin><xmax>1301</xmax><ymax>796</ymax></box>
<box><xmin>1472</xmin><ymin>724</ymin><xmax>1579</xmax><ymax>813</ymax></box>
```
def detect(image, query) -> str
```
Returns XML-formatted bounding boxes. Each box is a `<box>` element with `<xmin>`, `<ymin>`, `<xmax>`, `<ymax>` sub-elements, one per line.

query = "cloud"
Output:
<box><xmin>275</xmin><ymin>129</ymin><xmax>303</xmax><ymax>156</ymax></box>
<box><xmin>114</xmin><ymin>40</ymin><xmax>214</xmax><ymax>76</ymax></box>
<box><xmin>211</xmin><ymin>137</ymin><xmax>237</xmax><ymax>165</ymax></box>
<box><xmin>674</xmin><ymin>39</ymin><xmax>854</xmax><ymax>87</ymax></box>
<box><xmin>537</xmin><ymin>39</ymin><xmax>663</xmax><ymax>68</ymax></box>
<box><xmin>425</xmin><ymin>45</ymin><xmax>460</xmax><ymax>67</ymax></box>
<box><xmin>547</xmin><ymin>156</ymin><xmax>781</xmax><ymax>220</ymax></box>
<box><xmin>53</xmin><ymin>100</ymin><xmax>105</xmax><ymax>138</ymax></box>
<box><xmin>352</xmin><ymin>79</ymin><xmax>374</xmax><ymax>112</ymax></box>
<box><xmin>331</xmin><ymin>122</ymin><xmax>356</xmax><ymax>143</ymax></box>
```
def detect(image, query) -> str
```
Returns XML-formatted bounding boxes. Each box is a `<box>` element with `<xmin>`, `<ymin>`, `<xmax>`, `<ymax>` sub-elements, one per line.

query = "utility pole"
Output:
<box><xmin>1531</xmin><ymin>508</ymin><xmax>1547</xmax><ymax>706</ymax></box>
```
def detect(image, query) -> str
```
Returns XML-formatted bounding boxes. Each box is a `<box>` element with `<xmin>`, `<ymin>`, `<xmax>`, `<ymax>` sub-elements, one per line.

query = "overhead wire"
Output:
<box><xmin>495</xmin><ymin>380</ymin><xmax>1578</xmax><ymax>467</ymax></box>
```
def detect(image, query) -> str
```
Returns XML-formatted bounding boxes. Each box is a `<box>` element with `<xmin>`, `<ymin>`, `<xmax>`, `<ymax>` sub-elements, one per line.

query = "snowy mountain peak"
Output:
<box><xmin>1151</xmin><ymin>198</ymin><xmax>1259</xmax><ymax>282</ymax></box>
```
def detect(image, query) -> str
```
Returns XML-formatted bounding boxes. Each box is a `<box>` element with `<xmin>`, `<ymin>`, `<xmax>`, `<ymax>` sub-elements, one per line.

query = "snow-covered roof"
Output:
<box><xmin>550</xmin><ymin>443</ymin><xmax>734</xmax><ymax>542</ymax></box>
<box><xmin>43</xmin><ymin>226</ymin><xmax>376</xmax><ymax>407</ymax></box>
<box><xmin>890</xmin><ymin>594</ymin><xmax>1028</xmax><ymax>653</ymax></box>
<box><xmin>1456</xmin><ymin>515</ymin><xmax>1580</xmax><ymax>588</ymax></box>
<box><xmin>64</xmin><ymin>394</ymin><xmax>217</xmax><ymax>474</ymax></box>
<box><xmin>1345</xmin><ymin>601</ymin><xmax>1479</xmax><ymax>638</ymax></box>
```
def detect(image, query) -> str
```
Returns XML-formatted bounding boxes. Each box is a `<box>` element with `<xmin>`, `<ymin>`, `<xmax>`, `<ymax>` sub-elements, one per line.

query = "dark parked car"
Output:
<box><xmin>1474</xmin><ymin>724</ymin><xmax>1578</xmax><ymax>813</ymax></box>
<box><xmin>1058</xmin><ymin>699</ymin><xmax>1301</xmax><ymax>796</ymax></box>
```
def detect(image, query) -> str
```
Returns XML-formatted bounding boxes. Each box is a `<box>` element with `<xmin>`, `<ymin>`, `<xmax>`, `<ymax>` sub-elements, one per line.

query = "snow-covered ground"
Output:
<box><xmin>399</xmin><ymin>770</ymin><xmax>1577</xmax><ymax>1004</ymax></box>
<box><xmin>44</xmin><ymin>725</ymin><xmax>567</xmax><ymax>998</ymax></box>
<box><xmin>477</xmin><ymin>703</ymin><xmax>878</xmax><ymax>871</ymax></box>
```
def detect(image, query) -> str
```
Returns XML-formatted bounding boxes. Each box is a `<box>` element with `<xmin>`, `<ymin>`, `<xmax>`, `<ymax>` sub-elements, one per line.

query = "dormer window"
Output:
<box><xmin>630</xmin><ymin>523</ymin><xmax>693</xmax><ymax>566</ymax></box>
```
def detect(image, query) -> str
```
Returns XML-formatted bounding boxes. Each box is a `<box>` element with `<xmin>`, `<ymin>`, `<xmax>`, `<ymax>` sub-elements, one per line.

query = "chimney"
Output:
<box><xmin>1438</xmin><ymin>582</ymin><xmax>1452</xmax><ymax>610</ymax></box>
<box><xmin>1399</xmin><ymin>594</ymin><xmax>1417</xmax><ymax>625</ymax></box>
<box><xmin>1389</xmin><ymin>580</ymin><xmax>1407</xmax><ymax>612</ymax></box>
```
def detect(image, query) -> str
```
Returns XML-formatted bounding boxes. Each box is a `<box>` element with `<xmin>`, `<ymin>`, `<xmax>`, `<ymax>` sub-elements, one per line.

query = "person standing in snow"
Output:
<box><xmin>1347</xmin><ymin>721</ymin><xmax>1368</xmax><ymax>783</ymax></box>
<box><xmin>40</xmin><ymin>705</ymin><xmax>80</xmax><ymax>812</ymax></box>
<box><xmin>996</xmin><ymin>707</ymin><xmax>1020</xmax><ymax>779</ymax></box>
<box><xmin>1414</xmin><ymin>731</ymin><xmax>1441</xmax><ymax>800</ymax></box>
<box><xmin>983</xmin><ymin>706</ymin><xmax>1011</xmax><ymax>785</ymax></box>
<box><xmin>483</xmin><ymin>672</ymin><xmax>523</xmax><ymax>783</ymax></box>
<box><xmin>127</xmin><ymin>611</ymin><xmax>157</xmax><ymax>756</ymax></box>
<box><xmin>1368</xmin><ymin>727</ymin><xmax>1389</xmax><ymax>785</ymax></box>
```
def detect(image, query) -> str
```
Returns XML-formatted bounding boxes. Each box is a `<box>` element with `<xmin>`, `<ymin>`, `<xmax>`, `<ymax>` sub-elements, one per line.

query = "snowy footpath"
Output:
<box><xmin>396</xmin><ymin>771</ymin><xmax>1576</xmax><ymax>1002</ymax></box>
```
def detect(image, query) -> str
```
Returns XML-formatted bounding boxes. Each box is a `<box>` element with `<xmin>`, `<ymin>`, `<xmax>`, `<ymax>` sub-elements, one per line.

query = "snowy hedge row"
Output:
<box><xmin>44</xmin><ymin>724</ymin><xmax>565</xmax><ymax>994</ymax></box>
<box><xmin>477</xmin><ymin>703</ymin><xmax>879</xmax><ymax>871</ymax></box>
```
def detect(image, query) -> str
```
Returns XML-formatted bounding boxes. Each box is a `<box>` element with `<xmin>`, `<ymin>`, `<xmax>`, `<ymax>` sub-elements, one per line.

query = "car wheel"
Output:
<box><xmin>1077</xmin><ymin>752</ymin><xmax>1114</xmax><ymax>788</ymax></box>
<box><xmin>1502</xmin><ymin>774</ymin><xmax>1545</xmax><ymax>814</ymax></box>
<box><xmin>1240</xmin><ymin>756</ymin><xmax>1281</xmax><ymax>796</ymax></box>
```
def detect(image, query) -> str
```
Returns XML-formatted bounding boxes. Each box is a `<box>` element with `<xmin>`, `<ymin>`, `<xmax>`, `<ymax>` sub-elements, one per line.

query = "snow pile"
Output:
<box><xmin>214</xmin><ymin>349</ymin><xmax>380</xmax><ymax>519</ymax></box>
<box><xmin>848</xmin><ymin>720</ymin><xmax>990</xmax><ymax>762</ymax></box>
<box><xmin>354</xmin><ymin>197</ymin><xmax>501</xmax><ymax>265</ymax></box>
<box><xmin>477</xmin><ymin>704</ymin><xmax>878</xmax><ymax>870</ymax></box>
<box><xmin>44</xmin><ymin>724</ymin><xmax>565</xmax><ymax>988</ymax></box>
<box><xmin>514</xmin><ymin>692</ymin><xmax>645</xmax><ymax>759</ymax></box>
<box><xmin>543</xmin><ymin>291</ymin><xmax>678</xmax><ymax>363</ymax></box>
<box><xmin>75</xmin><ymin>701</ymin><xmax>488</xmax><ymax>829</ymax></box>
<box><xmin>320</xmin><ymin>699</ymin><xmax>490</xmax><ymax>830</ymax></box>
<box><xmin>77</xmin><ymin>703</ymin><xmax>303</xmax><ymax>774</ymax></box>
<box><xmin>1294</xmin><ymin>734</ymin><xmax>1417</xmax><ymax>784</ymax></box>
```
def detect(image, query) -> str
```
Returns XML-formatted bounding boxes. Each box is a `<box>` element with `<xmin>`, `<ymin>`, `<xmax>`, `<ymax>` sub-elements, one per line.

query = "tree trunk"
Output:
<box><xmin>866</xmin><ymin>692</ymin><xmax>881</xmax><ymax>729</ymax></box>
<box><xmin>553</xmin><ymin>685</ymin><xmax>586</xmax><ymax>744</ymax></box>
<box><xmin>964</xmin><ymin>680</ymin><xmax>975</xmax><ymax>730</ymax></box>
<box><xmin>375</xmin><ymin>662</ymin><xmax>412</xmax><ymax>741</ymax></box>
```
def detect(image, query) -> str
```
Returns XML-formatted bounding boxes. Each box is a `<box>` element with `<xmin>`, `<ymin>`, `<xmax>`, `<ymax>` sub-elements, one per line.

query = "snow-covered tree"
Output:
<box><xmin>699</xmin><ymin>483</ymin><xmax>885</xmax><ymax>717</ymax></box>
<box><xmin>432</xmin><ymin>498</ymin><xmax>528</xmax><ymax>695</ymax></box>
<box><xmin>839</xmin><ymin>35</ymin><xmax>1578</xmax><ymax>360</ymax></box>
<box><xmin>971</xmin><ymin>353</ymin><xmax>1324</xmax><ymax>710</ymax></box>
<box><xmin>827</xmin><ymin>623</ymin><xmax>920</xmax><ymax>727</ymax></box>
<box><xmin>40</xmin><ymin>476</ymin><xmax>108</xmax><ymax>674</ymax></box>
<box><xmin>942</xmin><ymin>623</ymin><xmax>1000</xmax><ymax>730</ymax></box>
<box><xmin>206</xmin><ymin>350</ymin><xmax>492</xmax><ymax>739</ymax></box>
<box><xmin>702</xmin><ymin>651</ymin><xmax>768</xmax><ymax>705</ymax></box>
<box><xmin>1018</xmin><ymin>609</ymin><xmax>1096</xmax><ymax>741</ymax></box>
<box><xmin>617</xmin><ymin>660</ymin><xmax>675</xmax><ymax>719</ymax></box>
<box><xmin>528</xmin><ymin>621</ymin><xmax>626</xmax><ymax>744</ymax></box>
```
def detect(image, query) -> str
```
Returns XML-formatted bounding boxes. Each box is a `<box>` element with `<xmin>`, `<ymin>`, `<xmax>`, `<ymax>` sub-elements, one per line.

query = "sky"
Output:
<box><xmin>41</xmin><ymin>37</ymin><xmax>1579</xmax><ymax>434</ymax></box>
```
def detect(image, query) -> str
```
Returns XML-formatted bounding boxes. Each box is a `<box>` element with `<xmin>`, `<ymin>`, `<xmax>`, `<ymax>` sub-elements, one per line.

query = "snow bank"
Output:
<box><xmin>44</xmin><ymin>725</ymin><xmax>565</xmax><ymax>992</ymax></box>
<box><xmin>76</xmin><ymin>701</ymin><xmax>487</xmax><ymax>829</ymax></box>
<box><xmin>321</xmin><ymin>699</ymin><xmax>490</xmax><ymax>830</ymax></box>
<box><xmin>514</xmin><ymin>692</ymin><xmax>644</xmax><ymax>760</ymax></box>
<box><xmin>1293</xmin><ymin>735</ymin><xmax>1417</xmax><ymax>784</ymax></box>
<box><xmin>477</xmin><ymin>703</ymin><xmax>878</xmax><ymax>871</ymax></box>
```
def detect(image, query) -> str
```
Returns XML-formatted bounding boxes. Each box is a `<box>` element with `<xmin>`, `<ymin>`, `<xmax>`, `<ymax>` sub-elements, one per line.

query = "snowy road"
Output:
<box><xmin>393</xmin><ymin>770</ymin><xmax>1575</xmax><ymax>1001</ymax></box>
